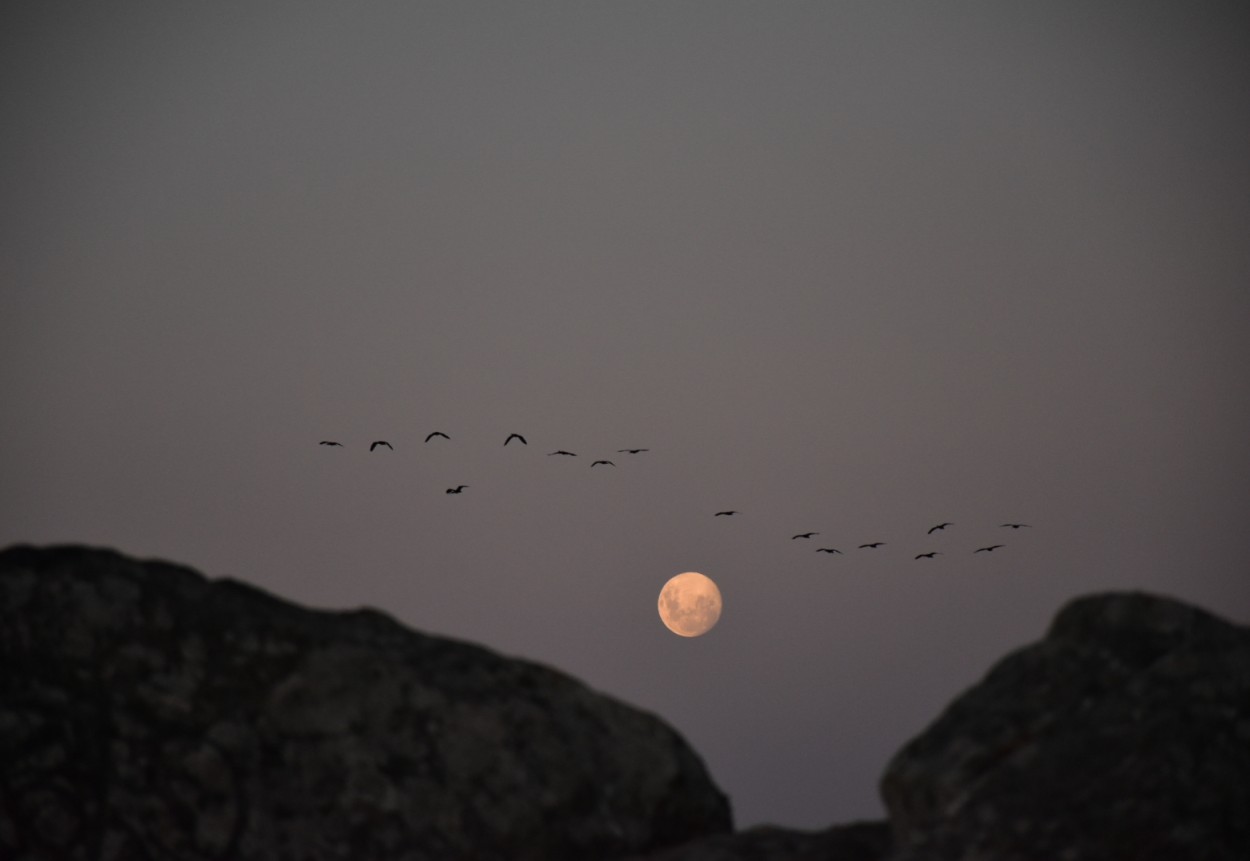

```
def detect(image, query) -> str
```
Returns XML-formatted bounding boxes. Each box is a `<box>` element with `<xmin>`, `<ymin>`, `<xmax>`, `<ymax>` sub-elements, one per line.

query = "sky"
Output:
<box><xmin>3</xmin><ymin>1</ymin><xmax>1249</xmax><ymax>831</ymax></box>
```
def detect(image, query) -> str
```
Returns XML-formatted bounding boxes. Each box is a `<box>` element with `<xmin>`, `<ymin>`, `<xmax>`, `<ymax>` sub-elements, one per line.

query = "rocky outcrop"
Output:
<box><xmin>0</xmin><ymin>545</ymin><xmax>731</xmax><ymax>860</ymax></box>
<box><xmin>881</xmin><ymin>591</ymin><xmax>1250</xmax><ymax>861</ymax></box>
<box><xmin>5</xmin><ymin>545</ymin><xmax>1246</xmax><ymax>861</ymax></box>
<box><xmin>624</xmin><ymin>821</ymin><xmax>891</xmax><ymax>861</ymax></box>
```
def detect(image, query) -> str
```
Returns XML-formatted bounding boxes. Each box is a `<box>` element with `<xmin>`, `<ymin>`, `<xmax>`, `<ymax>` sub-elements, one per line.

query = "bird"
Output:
<box><xmin>927</xmin><ymin>522</ymin><xmax>952</xmax><ymax>534</ymax></box>
<box><xmin>445</xmin><ymin>485</ymin><xmax>469</xmax><ymax>494</ymax></box>
<box><xmin>815</xmin><ymin>548</ymin><xmax>842</xmax><ymax>554</ymax></box>
<box><xmin>715</xmin><ymin>511</ymin><xmax>738</xmax><ymax>517</ymax></box>
<box><xmin>1001</xmin><ymin>523</ymin><xmax>1031</xmax><ymax>529</ymax></box>
<box><xmin>974</xmin><ymin>544</ymin><xmax>1004</xmax><ymax>553</ymax></box>
<box><xmin>370</xmin><ymin>441</ymin><xmax>393</xmax><ymax>451</ymax></box>
<box><xmin>424</xmin><ymin>431</ymin><xmax>450</xmax><ymax>443</ymax></box>
<box><xmin>915</xmin><ymin>552</ymin><xmax>941</xmax><ymax>559</ymax></box>
<box><xmin>858</xmin><ymin>542</ymin><xmax>885</xmax><ymax>549</ymax></box>
<box><xmin>792</xmin><ymin>532</ymin><xmax>819</xmax><ymax>539</ymax></box>
<box><xmin>591</xmin><ymin>460</ymin><xmax>615</xmax><ymax>467</ymax></box>
<box><xmin>548</xmin><ymin>450</ymin><xmax>577</xmax><ymax>456</ymax></box>
<box><xmin>617</xmin><ymin>448</ymin><xmax>649</xmax><ymax>454</ymax></box>
<box><xmin>318</xmin><ymin>441</ymin><xmax>343</xmax><ymax>447</ymax></box>
<box><xmin>504</xmin><ymin>433</ymin><xmax>527</xmax><ymax>446</ymax></box>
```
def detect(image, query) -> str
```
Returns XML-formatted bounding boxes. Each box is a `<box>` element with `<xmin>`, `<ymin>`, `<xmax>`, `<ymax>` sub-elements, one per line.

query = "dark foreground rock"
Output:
<box><xmin>624</xmin><ymin>821</ymin><xmax>891</xmax><ymax>861</ymax></box>
<box><xmin>0</xmin><ymin>545</ymin><xmax>731</xmax><ymax>860</ymax></box>
<box><xmin>881</xmin><ymin>591</ymin><xmax>1250</xmax><ymax>861</ymax></box>
<box><xmin>4</xmin><ymin>545</ymin><xmax>1246</xmax><ymax>861</ymax></box>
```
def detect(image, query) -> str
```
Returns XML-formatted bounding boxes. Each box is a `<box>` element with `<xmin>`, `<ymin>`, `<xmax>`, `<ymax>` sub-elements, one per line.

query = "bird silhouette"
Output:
<box><xmin>915</xmin><ymin>552</ymin><xmax>941</xmax><ymax>559</ymax></box>
<box><xmin>858</xmin><ymin>542</ymin><xmax>885</xmax><ymax>549</ymax></box>
<box><xmin>815</xmin><ymin>548</ymin><xmax>842</xmax><ymax>554</ymax></box>
<box><xmin>715</xmin><ymin>511</ymin><xmax>738</xmax><ymax>517</ymax></box>
<box><xmin>974</xmin><ymin>544</ymin><xmax>1004</xmax><ymax>553</ymax></box>
<box><xmin>617</xmin><ymin>448</ymin><xmax>649</xmax><ymax>454</ymax></box>
<box><xmin>318</xmin><ymin>441</ymin><xmax>343</xmax><ymax>447</ymax></box>
<box><xmin>370</xmin><ymin>441</ymin><xmax>393</xmax><ymax>451</ymax></box>
<box><xmin>591</xmin><ymin>460</ymin><xmax>615</xmax><ymax>467</ymax></box>
<box><xmin>445</xmin><ymin>485</ymin><xmax>469</xmax><ymax>494</ymax></box>
<box><xmin>504</xmin><ymin>433</ymin><xmax>527</xmax><ymax>446</ymax></box>
<box><xmin>547</xmin><ymin>450</ymin><xmax>577</xmax><ymax>456</ymax></box>
<box><xmin>927</xmin><ymin>522</ymin><xmax>952</xmax><ymax>534</ymax></box>
<box><xmin>1001</xmin><ymin>523</ymin><xmax>1031</xmax><ymax>529</ymax></box>
<box><xmin>792</xmin><ymin>532</ymin><xmax>819</xmax><ymax>539</ymax></box>
<box><xmin>424</xmin><ymin>432</ymin><xmax>450</xmax><ymax>443</ymax></box>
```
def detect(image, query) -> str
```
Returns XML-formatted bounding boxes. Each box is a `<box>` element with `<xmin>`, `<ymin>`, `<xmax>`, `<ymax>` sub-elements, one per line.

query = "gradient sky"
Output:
<box><xmin>4</xmin><ymin>2</ymin><xmax>1249</xmax><ymax>830</ymax></box>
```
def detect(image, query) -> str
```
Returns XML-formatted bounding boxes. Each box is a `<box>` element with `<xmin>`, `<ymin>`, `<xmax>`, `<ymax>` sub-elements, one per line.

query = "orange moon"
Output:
<box><xmin>657</xmin><ymin>572</ymin><xmax>723</xmax><ymax>637</ymax></box>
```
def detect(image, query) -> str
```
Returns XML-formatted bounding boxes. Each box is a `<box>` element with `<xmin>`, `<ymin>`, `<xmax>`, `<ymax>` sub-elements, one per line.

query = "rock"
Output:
<box><xmin>623</xmin><ymin>820</ymin><xmax>891</xmax><ymax>861</ymax></box>
<box><xmin>0</xmin><ymin>545</ymin><xmax>731</xmax><ymax>860</ymax></box>
<box><xmin>880</xmin><ymin>591</ymin><xmax>1250</xmax><ymax>861</ymax></box>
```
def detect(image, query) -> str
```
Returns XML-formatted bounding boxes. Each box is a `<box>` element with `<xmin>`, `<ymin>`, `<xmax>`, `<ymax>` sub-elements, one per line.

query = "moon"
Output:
<box><xmin>657</xmin><ymin>572</ymin><xmax>723</xmax><ymax>637</ymax></box>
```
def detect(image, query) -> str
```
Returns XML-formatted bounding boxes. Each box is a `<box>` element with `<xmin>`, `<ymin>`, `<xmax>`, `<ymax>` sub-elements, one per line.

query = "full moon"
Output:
<box><xmin>657</xmin><ymin>571</ymin><xmax>723</xmax><ymax>637</ymax></box>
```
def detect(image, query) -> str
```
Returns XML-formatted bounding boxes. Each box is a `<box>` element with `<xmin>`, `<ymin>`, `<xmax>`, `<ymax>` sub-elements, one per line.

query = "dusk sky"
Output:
<box><xmin>4</xmin><ymin>2</ymin><xmax>1248</xmax><ymax>829</ymax></box>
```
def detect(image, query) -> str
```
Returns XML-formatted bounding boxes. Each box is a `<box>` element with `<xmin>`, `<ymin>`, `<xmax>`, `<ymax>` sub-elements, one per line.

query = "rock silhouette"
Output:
<box><xmin>880</xmin><ymin>590</ymin><xmax>1250</xmax><ymax>861</ymax></box>
<box><xmin>628</xmin><ymin>591</ymin><xmax>1250</xmax><ymax>860</ymax></box>
<box><xmin>0</xmin><ymin>545</ymin><xmax>731</xmax><ymax>861</ymax></box>
<box><xmin>624</xmin><ymin>821</ymin><xmax>890</xmax><ymax>861</ymax></box>
<box><xmin>3</xmin><ymin>546</ymin><xmax>1246</xmax><ymax>861</ymax></box>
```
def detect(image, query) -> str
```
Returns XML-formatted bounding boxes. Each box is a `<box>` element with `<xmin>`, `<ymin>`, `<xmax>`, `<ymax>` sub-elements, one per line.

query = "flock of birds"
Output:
<box><xmin>319</xmin><ymin>433</ymin><xmax>1032</xmax><ymax>560</ymax></box>
<box><xmin>318</xmin><ymin>432</ymin><xmax>648</xmax><ymax>493</ymax></box>
<box><xmin>711</xmin><ymin>511</ymin><xmax>1031</xmax><ymax>558</ymax></box>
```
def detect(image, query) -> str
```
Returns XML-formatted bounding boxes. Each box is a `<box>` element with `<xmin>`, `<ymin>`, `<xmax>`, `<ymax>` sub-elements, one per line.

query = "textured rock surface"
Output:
<box><xmin>0</xmin><ymin>545</ymin><xmax>731</xmax><ymax>860</ymax></box>
<box><xmin>881</xmin><ymin>591</ymin><xmax>1250</xmax><ymax>861</ymax></box>
<box><xmin>624</xmin><ymin>821</ymin><xmax>891</xmax><ymax>861</ymax></box>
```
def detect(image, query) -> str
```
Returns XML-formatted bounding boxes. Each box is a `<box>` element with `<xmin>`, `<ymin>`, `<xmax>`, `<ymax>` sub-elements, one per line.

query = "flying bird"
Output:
<box><xmin>503</xmin><ymin>433</ymin><xmax>527</xmax><ymax>446</ymax></box>
<box><xmin>974</xmin><ymin>545</ymin><xmax>1004</xmax><ymax>553</ymax></box>
<box><xmin>424</xmin><ymin>432</ymin><xmax>450</xmax><ymax>442</ymax></box>
<box><xmin>815</xmin><ymin>548</ymin><xmax>842</xmax><ymax>554</ymax></box>
<box><xmin>1001</xmin><ymin>523</ymin><xmax>1032</xmax><ymax>529</ymax></box>
<box><xmin>370</xmin><ymin>441</ymin><xmax>393</xmax><ymax>451</ymax></box>
<box><xmin>714</xmin><ymin>511</ymin><xmax>738</xmax><ymax>517</ymax></box>
<box><xmin>318</xmin><ymin>441</ymin><xmax>343</xmax><ymax>447</ymax></box>
<box><xmin>858</xmin><ymin>542</ymin><xmax>885</xmax><ymax>549</ymax></box>
<box><xmin>617</xmin><ymin>448</ymin><xmax>649</xmax><ymax>454</ymax></box>
<box><xmin>445</xmin><ymin>485</ymin><xmax>469</xmax><ymax>494</ymax></box>
<box><xmin>548</xmin><ymin>450</ymin><xmax>577</xmax><ymax>456</ymax></box>
<box><xmin>792</xmin><ymin>532</ymin><xmax>819</xmax><ymax>539</ymax></box>
<box><xmin>927</xmin><ymin>522</ymin><xmax>952</xmax><ymax>534</ymax></box>
<box><xmin>915</xmin><ymin>552</ymin><xmax>941</xmax><ymax>559</ymax></box>
<box><xmin>591</xmin><ymin>460</ymin><xmax>615</xmax><ymax>467</ymax></box>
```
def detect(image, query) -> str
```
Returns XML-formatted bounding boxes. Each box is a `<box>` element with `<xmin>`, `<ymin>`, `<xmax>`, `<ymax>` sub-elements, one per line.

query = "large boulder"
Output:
<box><xmin>0</xmin><ymin>545</ymin><xmax>731</xmax><ymax>860</ymax></box>
<box><xmin>880</xmin><ymin>591</ymin><xmax>1250</xmax><ymax>861</ymax></box>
